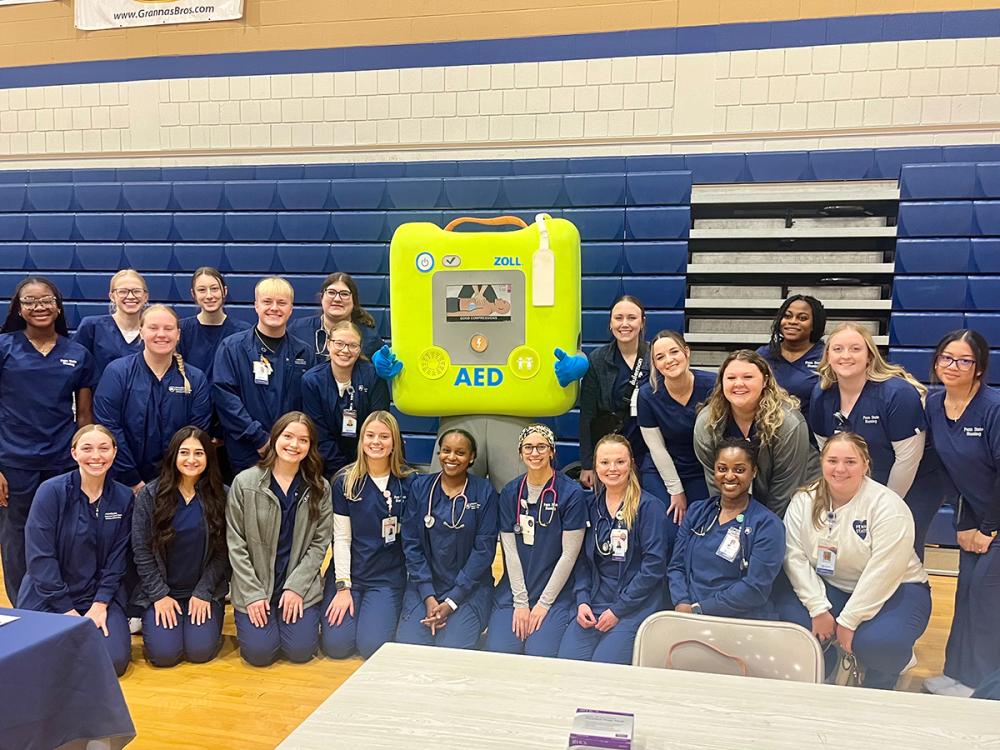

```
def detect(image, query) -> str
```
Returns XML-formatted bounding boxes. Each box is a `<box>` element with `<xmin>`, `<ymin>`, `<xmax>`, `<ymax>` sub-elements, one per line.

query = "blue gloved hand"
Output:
<box><xmin>553</xmin><ymin>347</ymin><xmax>588</xmax><ymax>387</ymax></box>
<box><xmin>373</xmin><ymin>344</ymin><xmax>403</xmax><ymax>380</ymax></box>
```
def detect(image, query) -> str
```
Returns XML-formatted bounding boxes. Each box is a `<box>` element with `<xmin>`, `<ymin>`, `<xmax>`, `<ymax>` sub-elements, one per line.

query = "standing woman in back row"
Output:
<box><xmin>923</xmin><ymin>330</ymin><xmax>1000</xmax><ymax>697</ymax></box>
<box><xmin>809</xmin><ymin>323</ymin><xmax>947</xmax><ymax>556</ymax></box>
<box><xmin>73</xmin><ymin>268</ymin><xmax>148</xmax><ymax>379</ymax></box>
<box><xmin>757</xmin><ymin>295</ymin><xmax>827</xmax><ymax>421</ymax></box>
<box><xmin>289</xmin><ymin>273</ymin><xmax>382</xmax><ymax>361</ymax></box>
<box><xmin>178</xmin><ymin>267</ymin><xmax>251</xmax><ymax>376</ymax></box>
<box><xmin>0</xmin><ymin>277</ymin><xmax>96</xmax><ymax>604</ymax></box>
<box><xmin>578</xmin><ymin>296</ymin><xmax>650</xmax><ymax>490</ymax></box>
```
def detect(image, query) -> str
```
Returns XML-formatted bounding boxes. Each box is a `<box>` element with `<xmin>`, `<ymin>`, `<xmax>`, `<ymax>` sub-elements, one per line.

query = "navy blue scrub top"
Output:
<box><xmin>288</xmin><ymin>315</ymin><xmax>382</xmax><ymax>362</ymax></box>
<box><xmin>271</xmin><ymin>474</ymin><xmax>301</xmax><ymax>602</ymax></box>
<box><xmin>636</xmin><ymin>369</ymin><xmax>717</xmax><ymax>485</ymax></box>
<box><xmin>757</xmin><ymin>341</ymin><xmax>824</xmax><ymax>418</ymax></box>
<box><xmin>332</xmin><ymin>473</ymin><xmax>412</xmax><ymax>589</ymax></box>
<box><xmin>591</xmin><ymin>500</ymin><xmax>626</xmax><ymax>611</ymax></box>
<box><xmin>611</xmin><ymin>347</ymin><xmax>650</xmax><ymax>462</ymax></box>
<box><xmin>0</xmin><ymin>332</ymin><xmax>96</xmax><ymax>471</ymax></box>
<box><xmin>165</xmin><ymin>494</ymin><xmax>207</xmax><ymax>598</ymax></box>
<box><xmin>72</xmin><ymin>315</ymin><xmax>143</xmax><ymax>379</ymax></box>
<box><xmin>178</xmin><ymin>315</ymin><xmax>251</xmax><ymax>376</ymax></box>
<box><xmin>927</xmin><ymin>385</ymin><xmax>1000</xmax><ymax>533</ymax></box>
<box><xmin>809</xmin><ymin>377</ymin><xmax>926</xmax><ymax>485</ymax></box>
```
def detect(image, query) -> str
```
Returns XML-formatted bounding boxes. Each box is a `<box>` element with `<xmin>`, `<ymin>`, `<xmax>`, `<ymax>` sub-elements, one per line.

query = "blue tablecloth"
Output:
<box><xmin>0</xmin><ymin>607</ymin><xmax>135</xmax><ymax>750</ymax></box>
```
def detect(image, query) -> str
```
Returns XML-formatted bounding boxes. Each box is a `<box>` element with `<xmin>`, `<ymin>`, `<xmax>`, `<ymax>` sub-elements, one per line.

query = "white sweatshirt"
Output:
<box><xmin>783</xmin><ymin>476</ymin><xmax>928</xmax><ymax>631</ymax></box>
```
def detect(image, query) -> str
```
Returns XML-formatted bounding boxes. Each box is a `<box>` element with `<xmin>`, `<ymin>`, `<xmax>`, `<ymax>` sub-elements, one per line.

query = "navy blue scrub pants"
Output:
<box><xmin>484</xmin><ymin>599</ymin><xmax>575</xmax><ymax>657</ymax></box>
<box><xmin>945</xmin><ymin>543</ymin><xmax>1000</xmax><ymax>689</ymax></box>
<box><xmin>320</xmin><ymin>582</ymin><xmax>403</xmax><ymax>659</ymax></box>
<box><xmin>79</xmin><ymin>602</ymin><xmax>131</xmax><ymax>677</ymax></box>
<box><xmin>558</xmin><ymin>600</ymin><xmax>661</xmax><ymax>665</ymax></box>
<box><xmin>395</xmin><ymin>584</ymin><xmax>490</xmax><ymax>649</ymax></box>
<box><xmin>775</xmin><ymin>576</ymin><xmax>931</xmax><ymax>689</ymax></box>
<box><xmin>0</xmin><ymin>466</ymin><xmax>64</xmax><ymax>603</ymax></box>
<box><xmin>141</xmin><ymin>599</ymin><xmax>224</xmax><ymax>667</ymax></box>
<box><xmin>903</xmin><ymin>470</ymin><xmax>950</xmax><ymax>560</ymax></box>
<box><xmin>234</xmin><ymin>604</ymin><xmax>320</xmax><ymax>666</ymax></box>
<box><xmin>639</xmin><ymin>467</ymin><xmax>708</xmax><ymax>553</ymax></box>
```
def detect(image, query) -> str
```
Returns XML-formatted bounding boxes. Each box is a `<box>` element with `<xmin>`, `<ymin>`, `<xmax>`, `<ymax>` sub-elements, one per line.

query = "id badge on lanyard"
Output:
<box><xmin>610</xmin><ymin>528</ymin><xmax>628</xmax><ymax>562</ymax></box>
<box><xmin>519</xmin><ymin>513</ymin><xmax>536</xmax><ymax>546</ymax></box>
<box><xmin>253</xmin><ymin>357</ymin><xmax>271</xmax><ymax>385</ymax></box>
<box><xmin>341</xmin><ymin>387</ymin><xmax>357</xmax><ymax>437</ymax></box>
<box><xmin>817</xmin><ymin>511</ymin><xmax>837</xmax><ymax>576</ymax></box>
<box><xmin>716</xmin><ymin>527</ymin><xmax>741</xmax><ymax>563</ymax></box>
<box><xmin>382</xmin><ymin>516</ymin><xmax>398</xmax><ymax>544</ymax></box>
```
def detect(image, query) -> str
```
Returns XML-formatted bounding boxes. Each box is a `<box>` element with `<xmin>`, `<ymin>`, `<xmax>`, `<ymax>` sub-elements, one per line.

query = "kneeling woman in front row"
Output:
<box><xmin>17</xmin><ymin>425</ymin><xmax>133</xmax><ymax>676</ymax></box>
<box><xmin>397</xmin><ymin>429</ymin><xmax>498</xmax><ymax>648</ymax></box>
<box><xmin>777</xmin><ymin>431</ymin><xmax>931</xmax><ymax>689</ymax></box>
<box><xmin>558</xmin><ymin>434</ymin><xmax>669</xmax><ymax>665</ymax></box>
<box><xmin>668</xmin><ymin>437</ymin><xmax>785</xmax><ymax>620</ymax></box>
<box><xmin>132</xmin><ymin>427</ymin><xmax>230</xmax><ymax>667</ymax></box>
<box><xmin>227</xmin><ymin>412</ymin><xmax>333</xmax><ymax>666</ymax></box>
<box><xmin>322</xmin><ymin>411</ymin><xmax>416</xmax><ymax>659</ymax></box>
<box><xmin>485</xmin><ymin>424</ymin><xmax>586</xmax><ymax>657</ymax></box>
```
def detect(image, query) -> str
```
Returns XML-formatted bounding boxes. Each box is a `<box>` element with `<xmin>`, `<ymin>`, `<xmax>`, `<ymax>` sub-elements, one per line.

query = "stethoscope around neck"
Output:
<box><xmin>348</xmin><ymin>474</ymin><xmax>403</xmax><ymax>515</ymax></box>
<box><xmin>691</xmin><ymin>499</ymin><xmax>750</xmax><ymax>571</ymax></box>
<box><xmin>594</xmin><ymin>493</ymin><xmax>626</xmax><ymax>557</ymax></box>
<box><xmin>424</xmin><ymin>472</ymin><xmax>470</xmax><ymax>530</ymax></box>
<box><xmin>513</xmin><ymin>471</ymin><xmax>558</xmax><ymax>534</ymax></box>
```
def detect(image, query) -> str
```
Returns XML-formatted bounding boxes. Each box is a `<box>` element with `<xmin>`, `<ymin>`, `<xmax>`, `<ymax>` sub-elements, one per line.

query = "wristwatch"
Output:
<box><xmin>335</xmin><ymin>579</ymin><xmax>352</xmax><ymax>591</ymax></box>
<box><xmin>690</xmin><ymin>602</ymin><xmax>702</xmax><ymax>615</ymax></box>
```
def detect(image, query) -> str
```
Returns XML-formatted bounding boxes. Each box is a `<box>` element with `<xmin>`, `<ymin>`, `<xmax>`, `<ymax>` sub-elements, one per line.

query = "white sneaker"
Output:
<box><xmin>901</xmin><ymin>652</ymin><xmax>918</xmax><ymax>674</ymax></box>
<box><xmin>128</xmin><ymin>617</ymin><xmax>142</xmax><ymax>635</ymax></box>
<box><xmin>924</xmin><ymin>674</ymin><xmax>959</xmax><ymax>694</ymax></box>
<box><xmin>935</xmin><ymin>682</ymin><xmax>975</xmax><ymax>698</ymax></box>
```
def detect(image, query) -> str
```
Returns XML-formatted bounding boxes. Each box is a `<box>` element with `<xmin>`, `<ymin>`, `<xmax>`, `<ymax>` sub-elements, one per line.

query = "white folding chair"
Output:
<box><xmin>631</xmin><ymin>610</ymin><xmax>824</xmax><ymax>683</ymax></box>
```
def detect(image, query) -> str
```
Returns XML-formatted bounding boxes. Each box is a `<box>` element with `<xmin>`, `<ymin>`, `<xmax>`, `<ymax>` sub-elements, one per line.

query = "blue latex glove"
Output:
<box><xmin>553</xmin><ymin>347</ymin><xmax>588</xmax><ymax>387</ymax></box>
<box><xmin>373</xmin><ymin>344</ymin><xmax>403</xmax><ymax>380</ymax></box>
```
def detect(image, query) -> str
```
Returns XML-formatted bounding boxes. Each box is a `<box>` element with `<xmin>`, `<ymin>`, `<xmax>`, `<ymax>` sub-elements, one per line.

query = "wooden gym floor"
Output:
<box><xmin>0</xmin><ymin>557</ymin><xmax>959</xmax><ymax>750</ymax></box>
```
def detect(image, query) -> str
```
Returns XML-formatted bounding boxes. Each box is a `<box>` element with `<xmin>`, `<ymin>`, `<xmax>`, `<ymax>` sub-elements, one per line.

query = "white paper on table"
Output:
<box><xmin>0</xmin><ymin>614</ymin><xmax>20</xmax><ymax>626</ymax></box>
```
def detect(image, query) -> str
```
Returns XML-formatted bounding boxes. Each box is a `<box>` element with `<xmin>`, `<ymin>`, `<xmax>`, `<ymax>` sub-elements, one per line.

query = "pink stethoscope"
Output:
<box><xmin>513</xmin><ymin>471</ymin><xmax>559</xmax><ymax>534</ymax></box>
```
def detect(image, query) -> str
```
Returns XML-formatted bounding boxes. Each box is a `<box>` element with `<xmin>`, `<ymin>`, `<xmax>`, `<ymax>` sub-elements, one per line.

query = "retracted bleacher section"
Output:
<box><xmin>0</xmin><ymin>158</ymin><xmax>693</xmax><ymax>468</ymax></box>
<box><xmin>893</xmin><ymin>160</ymin><xmax>1000</xmax><ymax>386</ymax></box>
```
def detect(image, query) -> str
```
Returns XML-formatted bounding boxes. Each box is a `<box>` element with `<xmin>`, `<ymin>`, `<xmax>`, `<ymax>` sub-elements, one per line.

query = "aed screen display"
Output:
<box><xmin>445</xmin><ymin>283</ymin><xmax>512</xmax><ymax>323</ymax></box>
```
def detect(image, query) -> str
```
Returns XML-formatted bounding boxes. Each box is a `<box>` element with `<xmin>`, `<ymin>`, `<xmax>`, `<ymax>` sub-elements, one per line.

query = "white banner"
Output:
<box><xmin>75</xmin><ymin>0</ymin><xmax>243</xmax><ymax>31</ymax></box>
<box><xmin>0</xmin><ymin>0</ymin><xmax>57</xmax><ymax>5</ymax></box>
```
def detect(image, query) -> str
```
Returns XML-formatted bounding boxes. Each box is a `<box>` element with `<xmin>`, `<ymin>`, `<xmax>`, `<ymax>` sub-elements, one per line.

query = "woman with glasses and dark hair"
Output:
<box><xmin>73</xmin><ymin>268</ymin><xmax>148</xmax><ymax>378</ymax></box>
<box><xmin>485</xmin><ymin>424</ymin><xmax>586</xmax><ymax>657</ymax></box>
<box><xmin>289</xmin><ymin>272</ymin><xmax>381</xmax><ymax>361</ymax></box>
<box><xmin>757</xmin><ymin>295</ymin><xmax>827</xmax><ymax>420</ymax></box>
<box><xmin>578</xmin><ymin>295</ymin><xmax>650</xmax><ymax>491</ymax></box>
<box><xmin>178</xmin><ymin>267</ymin><xmax>251</xmax><ymax>376</ymax></box>
<box><xmin>669</xmin><ymin>437</ymin><xmax>785</xmax><ymax>620</ymax></box>
<box><xmin>0</xmin><ymin>276</ymin><xmax>96</xmax><ymax>603</ymax></box>
<box><xmin>132</xmin><ymin>426</ymin><xmax>229</xmax><ymax>667</ymax></box>
<box><xmin>810</xmin><ymin>323</ymin><xmax>947</xmax><ymax>556</ymax></box>
<box><xmin>923</xmin><ymin>330</ymin><xmax>1000</xmax><ymax>697</ymax></box>
<box><xmin>397</xmin><ymin>428</ymin><xmax>499</xmax><ymax>649</ymax></box>
<box><xmin>301</xmin><ymin>321</ymin><xmax>389</xmax><ymax>478</ymax></box>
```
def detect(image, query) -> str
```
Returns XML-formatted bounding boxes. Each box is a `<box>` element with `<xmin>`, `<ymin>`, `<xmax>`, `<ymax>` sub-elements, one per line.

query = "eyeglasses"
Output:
<box><xmin>112</xmin><ymin>288</ymin><xmax>146</xmax><ymax>299</ymax></box>
<box><xmin>19</xmin><ymin>296</ymin><xmax>57</xmax><ymax>309</ymax></box>
<box><xmin>324</xmin><ymin>289</ymin><xmax>353</xmax><ymax>300</ymax></box>
<box><xmin>520</xmin><ymin>444</ymin><xmax>551</xmax><ymax>454</ymax></box>
<box><xmin>936</xmin><ymin>354</ymin><xmax>976</xmax><ymax>371</ymax></box>
<box><xmin>330</xmin><ymin>339</ymin><xmax>361</xmax><ymax>353</ymax></box>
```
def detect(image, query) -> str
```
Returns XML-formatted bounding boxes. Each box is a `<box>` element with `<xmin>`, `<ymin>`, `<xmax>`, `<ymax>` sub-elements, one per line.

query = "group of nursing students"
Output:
<box><xmin>0</xmin><ymin>271</ymin><xmax>996</xmax><ymax>697</ymax></box>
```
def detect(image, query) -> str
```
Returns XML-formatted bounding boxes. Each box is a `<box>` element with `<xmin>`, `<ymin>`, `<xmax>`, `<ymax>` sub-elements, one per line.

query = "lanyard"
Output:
<box><xmin>515</xmin><ymin>472</ymin><xmax>558</xmax><ymax>530</ymax></box>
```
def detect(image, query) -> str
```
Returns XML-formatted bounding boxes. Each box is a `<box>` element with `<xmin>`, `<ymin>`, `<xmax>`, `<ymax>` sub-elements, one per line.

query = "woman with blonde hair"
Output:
<box><xmin>809</xmin><ymin>322</ymin><xmax>948</xmax><ymax>556</ymax></box>
<box><xmin>777</xmin><ymin>431</ymin><xmax>931</xmax><ymax>690</ymax></box>
<box><xmin>693</xmin><ymin>349</ymin><xmax>818</xmax><ymax>517</ymax></box>
<box><xmin>16</xmin><ymin>424</ymin><xmax>134</xmax><ymax>676</ymax></box>
<box><xmin>226</xmin><ymin>411</ymin><xmax>332</xmax><ymax>666</ymax></box>
<box><xmin>321</xmin><ymin>411</ymin><xmax>415</xmax><ymax>659</ymax></box>
<box><xmin>73</xmin><ymin>268</ymin><xmax>149</xmax><ymax>378</ymax></box>
<box><xmin>94</xmin><ymin>304</ymin><xmax>212</xmax><ymax>493</ymax></box>
<box><xmin>557</xmin><ymin>434</ymin><xmax>668</xmax><ymax>664</ymax></box>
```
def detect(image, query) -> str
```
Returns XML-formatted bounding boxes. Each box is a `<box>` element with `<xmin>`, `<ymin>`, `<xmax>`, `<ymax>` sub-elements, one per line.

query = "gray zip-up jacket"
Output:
<box><xmin>693</xmin><ymin>404</ymin><xmax>819</xmax><ymax>518</ymax></box>
<box><xmin>226</xmin><ymin>466</ymin><xmax>333</xmax><ymax>611</ymax></box>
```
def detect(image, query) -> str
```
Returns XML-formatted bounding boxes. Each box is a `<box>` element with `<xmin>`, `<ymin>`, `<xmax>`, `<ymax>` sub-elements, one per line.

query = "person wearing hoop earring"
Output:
<box><xmin>557</xmin><ymin>434</ymin><xmax>668</xmax><ymax>665</ymax></box>
<box><xmin>485</xmin><ymin>424</ymin><xmax>586</xmax><ymax>657</ymax></box>
<box><xmin>73</xmin><ymin>268</ymin><xmax>148</xmax><ymax>379</ymax></box>
<box><xmin>396</xmin><ymin>429</ymin><xmax>498</xmax><ymax>648</ymax></box>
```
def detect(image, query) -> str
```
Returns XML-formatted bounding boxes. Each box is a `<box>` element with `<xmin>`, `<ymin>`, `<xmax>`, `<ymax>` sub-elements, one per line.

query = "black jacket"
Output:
<box><xmin>578</xmin><ymin>340</ymin><xmax>649</xmax><ymax>469</ymax></box>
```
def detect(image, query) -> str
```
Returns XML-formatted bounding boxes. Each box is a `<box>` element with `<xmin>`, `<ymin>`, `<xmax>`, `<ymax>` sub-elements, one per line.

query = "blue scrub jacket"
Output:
<box><xmin>301</xmin><ymin>360</ymin><xmax>390</xmax><ymax>476</ymax></box>
<box><xmin>17</xmin><ymin>470</ymin><xmax>133</xmax><ymax>613</ymax></box>
<box><xmin>288</xmin><ymin>315</ymin><xmax>382</xmax><ymax>362</ymax></box>
<box><xmin>211</xmin><ymin>329</ymin><xmax>316</xmax><ymax>471</ymax></box>
<box><xmin>72</xmin><ymin>315</ymin><xmax>143</xmax><ymax>379</ymax></box>
<box><xmin>94</xmin><ymin>353</ymin><xmax>212</xmax><ymax>486</ymax></box>
<box><xmin>573</xmin><ymin>491</ymin><xmax>669</xmax><ymax>617</ymax></box>
<box><xmin>667</xmin><ymin>497</ymin><xmax>785</xmax><ymax>618</ymax></box>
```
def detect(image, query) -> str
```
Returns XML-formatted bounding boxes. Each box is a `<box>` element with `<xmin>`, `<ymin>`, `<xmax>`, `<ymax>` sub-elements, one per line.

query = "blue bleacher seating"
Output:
<box><xmin>873</xmin><ymin>147</ymin><xmax>943</xmax><ymax>179</ymax></box>
<box><xmin>330</xmin><ymin>179</ymin><xmax>385</xmax><ymax>209</ymax></box>
<box><xmin>331</xmin><ymin>212</ymin><xmax>387</xmax><ymax>242</ymax></box>
<box><xmin>30</xmin><ymin>170</ymin><xmax>73</xmax><ymax>184</ymax></box>
<box><xmin>74</xmin><ymin>183</ymin><xmax>122</xmax><ymax>211</ymax></box>
<box><xmin>124</xmin><ymin>243</ymin><xmax>173</xmax><ymax>272</ymax></box>
<box><xmin>457</xmin><ymin>160</ymin><xmax>512</xmax><ymax>177</ymax></box>
<box><xmin>28</xmin><ymin>214</ymin><xmax>74</xmax><ymax>242</ymax></box>
<box><xmin>70</xmin><ymin>169</ymin><xmax>111</xmax><ymax>183</ymax></box>
<box><xmin>74</xmin><ymin>273</ymin><xmax>112</xmax><ymax>299</ymax></box>
<box><xmin>302</xmin><ymin>164</ymin><xmax>353</xmax><ymax>179</ymax></box>
<box><xmin>391</xmin><ymin>407</ymin><xmax>439</xmax><ymax>435</ymax></box>
<box><xmin>354</xmin><ymin>163</ymin><xmax>406</xmax><ymax>179</ymax></box>
<box><xmin>969</xmin><ymin>277</ymin><xmax>1000</xmax><ymax>310</ymax></box>
<box><xmin>684</xmin><ymin>153</ymin><xmax>747</xmax><ymax>183</ymax></box>
<box><xmin>564</xmin><ymin>174</ymin><xmax>626</xmax><ymax>208</ymax></box>
<box><xmin>621</xmin><ymin>277</ymin><xmax>685</xmax><ymax>308</ymax></box>
<box><xmin>625</xmin><ymin>207</ymin><xmax>689</xmax><ymax>240</ymax></box>
<box><xmin>122</xmin><ymin>213</ymin><xmax>173</xmax><ymax>242</ymax></box>
<box><xmin>75</xmin><ymin>213</ymin><xmax>124</xmax><ymax>242</ymax></box>
<box><xmin>386</xmin><ymin>212</ymin><xmax>444</xmax><ymax>237</ymax></box>
<box><xmin>26</xmin><ymin>184</ymin><xmax>73</xmax><ymax>212</ymax></box>
<box><xmin>502</xmin><ymin>176</ymin><xmax>564</xmax><ymax>209</ymax></box>
<box><xmin>976</xmin><ymin>163</ymin><xmax>1000</xmax><ymax>198</ymax></box>
<box><xmin>329</xmin><ymin>245</ymin><xmax>389</xmax><ymax>275</ymax></box>
<box><xmin>900</xmin><ymin>163</ymin><xmax>977</xmax><ymax>200</ymax></box>
<box><xmin>894</xmin><ymin>239</ymin><xmax>971</xmax><ymax>273</ymax></box>
<box><xmin>944</xmin><ymin>145</ymin><xmax>1000</xmax><ymax>163</ymax></box>
<box><xmin>28</xmin><ymin>243</ymin><xmax>75</xmax><ymax>271</ymax></box>
<box><xmin>224</xmin><ymin>244</ymin><xmax>277</xmax><ymax>273</ymax></box>
<box><xmin>582</xmin><ymin>278</ymin><xmax>624</xmax><ymax>308</ymax></box>
<box><xmin>403</xmin><ymin>433</ymin><xmax>437</xmax><ymax>465</ymax></box>
<box><xmin>890</xmin><ymin>312</ymin><xmax>966</xmax><ymax>346</ymax></box>
<box><xmin>276</xmin><ymin>180</ymin><xmax>330</xmax><ymax>210</ymax></box>
<box><xmin>254</xmin><ymin>165</ymin><xmax>305</xmax><ymax>180</ymax></box>
<box><xmin>225</xmin><ymin>181</ymin><xmax>277</xmax><ymax>210</ymax></box>
<box><xmin>568</xmin><ymin>157</ymin><xmax>625</xmax><ymax>174</ymax></box>
<box><xmin>746</xmin><ymin>152</ymin><xmax>810</xmax><ymax>182</ymax></box>
<box><xmin>892</xmin><ymin>276</ymin><xmax>969</xmax><ymax>310</ymax></box>
<box><xmin>115</xmin><ymin>168</ymin><xmax>162</xmax><ymax>182</ymax></box>
<box><xmin>276</xmin><ymin>212</ymin><xmax>330</xmax><ymax>241</ymax></box>
<box><xmin>405</xmin><ymin>162</ymin><xmax>458</xmax><ymax>177</ymax></box>
<box><xmin>145</xmin><ymin>274</ymin><xmax>176</xmax><ymax>301</ymax></box>
<box><xmin>581</xmin><ymin>243</ymin><xmax>624</xmax><ymax>275</ymax></box>
<box><xmin>974</xmin><ymin>201</ymin><xmax>1000</xmax><ymax>236</ymax></box>
<box><xmin>971</xmin><ymin>239</ymin><xmax>1000</xmax><ymax>272</ymax></box>
<box><xmin>888</xmin><ymin>347</ymin><xmax>934</xmax><ymax>380</ymax></box>
<box><xmin>277</xmin><ymin>243</ymin><xmax>328</xmax><ymax>274</ymax></box>
<box><xmin>626</xmin><ymin>172</ymin><xmax>692</xmax><ymax>206</ymax></box>
<box><xmin>223</xmin><ymin>212</ymin><xmax>275</xmax><ymax>242</ymax></box>
<box><xmin>565</xmin><ymin>208</ymin><xmax>626</xmax><ymax>241</ymax></box>
<box><xmin>897</xmin><ymin>201</ymin><xmax>975</xmax><ymax>237</ymax></box>
<box><xmin>353</xmin><ymin>277</ymin><xmax>389</xmax><ymax>306</ymax></box>
<box><xmin>513</xmin><ymin>158</ymin><xmax>568</xmax><ymax>176</ymax></box>
<box><xmin>809</xmin><ymin>149</ymin><xmax>875</xmax><ymax>181</ymax></box>
<box><xmin>0</xmin><ymin>244</ymin><xmax>28</xmax><ymax>270</ymax></box>
<box><xmin>386</xmin><ymin>179</ymin><xmax>443</xmax><ymax>210</ymax></box>
<box><xmin>221</xmin><ymin>275</ymin><xmax>258</xmax><ymax>302</ymax></box>
<box><xmin>926</xmin><ymin>505</ymin><xmax>956</xmax><ymax>547</ymax></box>
<box><xmin>173</xmin><ymin>182</ymin><xmax>224</xmax><ymax>211</ymax></box>
<box><xmin>965</xmin><ymin>313</ymin><xmax>1000</xmax><ymax>341</ymax></box>
<box><xmin>75</xmin><ymin>243</ymin><xmax>124</xmax><ymax>271</ymax></box>
<box><xmin>207</xmin><ymin>166</ymin><xmax>255</xmax><ymax>181</ymax></box>
<box><xmin>625</xmin><ymin>155</ymin><xmax>686</xmax><ymax>172</ymax></box>
<box><xmin>175</xmin><ymin>213</ymin><xmax>226</xmax><ymax>242</ymax></box>
<box><xmin>0</xmin><ymin>170</ymin><xmax>29</xmax><ymax>184</ymax></box>
<box><xmin>444</xmin><ymin>178</ymin><xmax>502</xmax><ymax>210</ymax></box>
<box><xmin>0</xmin><ymin>185</ymin><xmax>25</xmax><ymax>212</ymax></box>
<box><xmin>174</xmin><ymin>244</ymin><xmax>224</xmax><ymax>273</ymax></box>
<box><xmin>122</xmin><ymin>183</ymin><xmax>172</xmax><ymax>211</ymax></box>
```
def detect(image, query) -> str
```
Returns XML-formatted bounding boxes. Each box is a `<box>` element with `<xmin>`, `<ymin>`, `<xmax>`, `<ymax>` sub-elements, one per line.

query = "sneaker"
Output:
<box><xmin>935</xmin><ymin>682</ymin><xmax>975</xmax><ymax>698</ymax></box>
<box><xmin>901</xmin><ymin>652</ymin><xmax>918</xmax><ymax>674</ymax></box>
<box><xmin>128</xmin><ymin>617</ymin><xmax>142</xmax><ymax>635</ymax></box>
<box><xmin>924</xmin><ymin>674</ymin><xmax>959</xmax><ymax>694</ymax></box>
